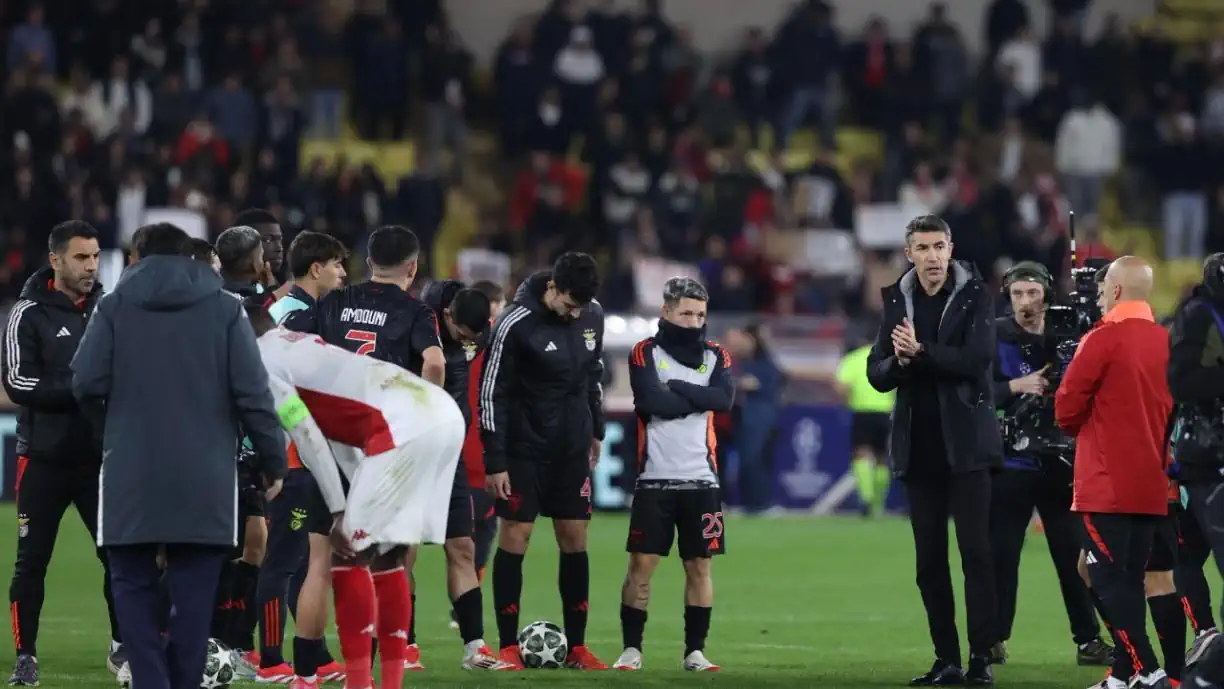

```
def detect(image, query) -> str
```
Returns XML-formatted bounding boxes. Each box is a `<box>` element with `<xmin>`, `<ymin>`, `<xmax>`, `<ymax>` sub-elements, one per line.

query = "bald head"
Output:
<box><xmin>1101</xmin><ymin>256</ymin><xmax>1154</xmax><ymax>312</ymax></box>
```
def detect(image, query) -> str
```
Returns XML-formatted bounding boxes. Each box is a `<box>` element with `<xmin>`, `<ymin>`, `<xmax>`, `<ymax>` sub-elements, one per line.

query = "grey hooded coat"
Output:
<box><xmin>71</xmin><ymin>255</ymin><xmax>287</xmax><ymax>547</ymax></box>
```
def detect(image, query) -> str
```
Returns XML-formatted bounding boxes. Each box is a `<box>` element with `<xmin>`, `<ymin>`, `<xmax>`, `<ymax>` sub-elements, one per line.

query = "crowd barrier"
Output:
<box><xmin>0</xmin><ymin>409</ymin><xmax>906</xmax><ymax>512</ymax></box>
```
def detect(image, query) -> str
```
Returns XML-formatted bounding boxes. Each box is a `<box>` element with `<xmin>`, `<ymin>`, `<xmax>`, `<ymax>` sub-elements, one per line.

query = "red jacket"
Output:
<box><xmin>1056</xmin><ymin>301</ymin><xmax>1173</xmax><ymax>515</ymax></box>
<box><xmin>461</xmin><ymin>350</ymin><xmax>486</xmax><ymax>489</ymax></box>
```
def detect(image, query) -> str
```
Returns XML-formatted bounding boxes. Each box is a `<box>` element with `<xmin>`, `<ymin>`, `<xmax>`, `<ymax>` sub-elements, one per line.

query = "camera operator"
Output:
<box><xmin>989</xmin><ymin>261</ymin><xmax>1112</xmax><ymax>667</ymax></box>
<box><xmin>1166</xmin><ymin>254</ymin><xmax>1224</xmax><ymax>686</ymax></box>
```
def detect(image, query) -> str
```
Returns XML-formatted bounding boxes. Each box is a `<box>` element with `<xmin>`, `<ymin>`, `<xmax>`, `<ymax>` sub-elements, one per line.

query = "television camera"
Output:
<box><xmin>999</xmin><ymin>212</ymin><xmax>1110</xmax><ymax>468</ymax></box>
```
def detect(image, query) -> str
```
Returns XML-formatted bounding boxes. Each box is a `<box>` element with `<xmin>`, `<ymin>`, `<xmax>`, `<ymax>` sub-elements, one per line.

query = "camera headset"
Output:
<box><xmin>1001</xmin><ymin>261</ymin><xmax>1055</xmax><ymax>306</ymax></box>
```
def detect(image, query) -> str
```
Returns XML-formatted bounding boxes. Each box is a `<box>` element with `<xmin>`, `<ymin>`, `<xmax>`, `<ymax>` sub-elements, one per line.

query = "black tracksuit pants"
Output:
<box><xmin>1080</xmin><ymin>512</ymin><xmax>1163</xmax><ymax>678</ymax></box>
<box><xmin>990</xmin><ymin>467</ymin><xmax>1100</xmax><ymax>645</ymax></box>
<box><xmin>9</xmin><ymin>457</ymin><xmax>121</xmax><ymax>656</ymax></box>
<box><xmin>1181</xmin><ymin>484</ymin><xmax>1224</xmax><ymax>684</ymax></box>
<box><xmin>904</xmin><ymin>469</ymin><xmax>997</xmax><ymax>663</ymax></box>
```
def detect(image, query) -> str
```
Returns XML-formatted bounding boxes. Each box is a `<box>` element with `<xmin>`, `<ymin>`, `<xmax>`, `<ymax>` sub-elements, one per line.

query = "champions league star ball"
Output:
<box><xmin>517</xmin><ymin>620</ymin><xmax>568</xmax><ymax>668</ymax></box>
<box><xmin>201</xmin><ymin>638</ymin><xmax>236</xmax><ymax>688</ymax></box>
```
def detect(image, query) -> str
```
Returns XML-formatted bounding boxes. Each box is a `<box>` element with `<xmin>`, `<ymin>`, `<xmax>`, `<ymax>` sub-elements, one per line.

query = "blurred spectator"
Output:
<box><xmin>495</xmin><ymin>21</ymin><xmax>541</xmax><ymax>159</ymax></box>
<box><xmin>299</xmin><ymin>8</ymin><xmax>347</xmax><ymax>140</ymax></box>
<box><xmin>130</xmin><ymin>19</ymin><xmax>168</xmax><ymax>84</ymax></box>
<box><xmin>422</xmin><ymin>26</ymin><xmax>474</xmax><ymax>183</ymax></box>
<box><xmin>732</xmin><ymin>27</ymin><xmax>774</xmax><ymax>147</ymax></box>
<box><xmin>1202</xmin><ymin>72</ymin><xmax>1224</xmax><ymax>140</ymax></box>
<box><xmin>8</xmin><ymin>70</ymin><xmax>62</xmax><ymax>156</ymax></box>
<box><xmin>353</xmin><ymin>22</ymin><xmax>410</xmax><ymax>141</ymax></box>
<box><xmin>62</xmin><ymin>65</ymin><xmax>110</xmax><ymax>140</ymax></box>
<box><xmin>997</xmin><ymin>26</ymin><xmax>1042</xmax><ymax>101</ymax></box>
<box><xmin>259</xmin><ymin>77</ymin><xmax>305</xmax><ymax>181</ymax></box>
<box><xmin>845</xmin><ymin>19</ymin><xmax>893</xmax><ymax>131</ymax></box>
<box><xmin>554</xmin><ymin>26</ymin><xmax>605</xmax><ymax>139</ymax></box>
<box><xmin>8</xmin><ymin>4</ymin><xmax>55</xmax><ymax>75</ymax></box>
<box><xmin>602</xmin><ymin>152</ymin><xmax>652</xmax><ymax>234</ymax></box>
<box><xmin>914</xmin><ymin>4</ymin><xmax>971</xmax><ymax>144</ymax></box>
<box><xmin>1043</xmin><ymin>17</ymin><xmax>1091</xmax><ymax>96</ymax></box>
<box><xmin>92</xmin><ymin>55</ymin><xmax>153</xmax><ymax>139</ymax></box>
<box><xmin>724</xmin><ymin>325</ymin><xmax>783</xmax><ymax>514</ymax></box>
<box><xmin>206</xmin><ymin>73</ymin><xmax>256</xmax><ymax>153</ymax></box>
<box><xmin>694</xmin><ymin>71</ymin><xmax>739</xmax><ymax>148</ymax></box>
<box><xmin>899</xmin><ymin>161</ymin><xmax>951</xmax><ymax>215</ymax></box>
<box><xmin>985</xmin><ymin>0</ymin><xmax>1030</xmax><ymax>59</ymax></box>
<box><xmin>774</xmin><ymin>1</ymin><xmax>840</xmax><ymax>151</ymax></box>
<box><xmin>175</xmin><ymin>10</ymin><xmax>206</xmax><ymax>93</ymax></box>
<box><xmin>1156</xmin><ymin>113</ymin><xmax>1210</xmax><ymax>259</ymax></box>
<box><xmin>151</xmin><ymin>73</ymin><xmax>193</xmax><ymax>145</ymax></box>
<box><xmin>1055</xmin><ymin>94</ymin><xmax>1122</xmax><ymax>216</ymax></box>
<box><xmin>661</xmin><ymin>25</ymin><xmax>704</xmax><ymax>126</ymax></box>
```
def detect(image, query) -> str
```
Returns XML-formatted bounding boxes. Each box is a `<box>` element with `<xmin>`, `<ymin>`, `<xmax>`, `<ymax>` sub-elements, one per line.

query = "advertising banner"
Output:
<box><xmin>770</xmin><ymin>405</ymin><xmax>905</xmax><ymax>514</ymax></box>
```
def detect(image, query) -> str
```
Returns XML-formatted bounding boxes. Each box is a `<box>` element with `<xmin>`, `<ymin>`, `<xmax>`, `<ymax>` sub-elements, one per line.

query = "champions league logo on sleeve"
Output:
<box><xmin>780</xmin><ymin>418</ymin><xmax>831</xmax><ymax>501</ymax></box>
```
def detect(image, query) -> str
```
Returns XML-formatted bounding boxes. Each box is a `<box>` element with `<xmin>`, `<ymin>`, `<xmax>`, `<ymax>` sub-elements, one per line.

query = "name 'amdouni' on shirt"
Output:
<box><xmin>341</xmin><ymin>308</ymin><xmax>388</xmax><ymax>327</ymax></box>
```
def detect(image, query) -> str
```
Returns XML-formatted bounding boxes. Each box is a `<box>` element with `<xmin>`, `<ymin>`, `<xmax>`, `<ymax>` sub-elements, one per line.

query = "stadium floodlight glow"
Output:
<box><xmin>606</xmin><ymin>315</ymin><xmax>626</xmax><ymax>334</ymax></box>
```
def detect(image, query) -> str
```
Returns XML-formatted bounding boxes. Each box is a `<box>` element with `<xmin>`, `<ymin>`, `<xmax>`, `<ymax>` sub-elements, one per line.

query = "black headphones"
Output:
<box><xmin>1001</xmin><ymin>261</ymin><xmax>1055</xmax><ymax>305</ymax></box>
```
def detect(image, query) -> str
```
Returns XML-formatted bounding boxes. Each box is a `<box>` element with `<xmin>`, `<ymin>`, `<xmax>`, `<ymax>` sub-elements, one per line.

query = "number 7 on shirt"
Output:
<box><xmin>346</xmin><ymin>329</ymin><xmax>377</xmax><ymax>356</ymax></box>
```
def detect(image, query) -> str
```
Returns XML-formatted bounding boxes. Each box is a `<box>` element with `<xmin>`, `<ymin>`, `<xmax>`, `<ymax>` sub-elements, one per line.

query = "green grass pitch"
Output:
<box><xmin>1</xmin><ymin>506</ymin><xmax>1178</xmax><ymax>688</ymax></box>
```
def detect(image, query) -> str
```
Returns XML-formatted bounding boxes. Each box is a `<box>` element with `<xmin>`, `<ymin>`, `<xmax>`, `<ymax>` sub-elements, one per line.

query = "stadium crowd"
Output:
<box><xmin>0</xmin><ymin>0</ymin><xmax>1217</xmax><ymax>316</ymax></box>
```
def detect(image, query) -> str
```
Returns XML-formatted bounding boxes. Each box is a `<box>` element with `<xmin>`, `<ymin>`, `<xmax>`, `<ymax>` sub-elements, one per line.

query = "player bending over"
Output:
<box><xmin>421</xmin><ymin>279</ymin><xmax>511</xmax><ymax>670</ymax></box>
<box><xmin>616</xmin><ymin>278</ymin><xmax>734</xmax><ymax>672</ymax></box>
<box><xmin>247</xmin><ymin>302</ymin><xmax>465</xmax><ymax>689</ymax></box>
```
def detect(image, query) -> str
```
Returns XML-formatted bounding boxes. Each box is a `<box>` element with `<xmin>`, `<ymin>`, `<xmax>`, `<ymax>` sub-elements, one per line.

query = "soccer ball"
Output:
<box><xmin>201</xmin><ymin>638</ymin><xmax>235</xmax><ymax>689</ymax></box>
<box><xmin>517</xmin><ymin>620</ymin><xmax>568</xmax><ymax>668</ymax></box>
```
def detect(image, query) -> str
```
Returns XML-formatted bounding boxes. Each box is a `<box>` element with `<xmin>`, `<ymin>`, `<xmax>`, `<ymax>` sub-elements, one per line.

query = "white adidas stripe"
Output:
<box><xmin>5</xmin><ymin>300</ymin><xmax>39</xmax><ymax>391</ymax></box>
<box><xmin>479</xmin><ymin>306</ymin><xmax>530</xmax><ymax>432</ymax></box>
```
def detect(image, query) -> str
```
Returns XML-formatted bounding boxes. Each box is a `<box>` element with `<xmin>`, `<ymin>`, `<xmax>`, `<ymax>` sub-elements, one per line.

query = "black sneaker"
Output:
<box><xmin>7</xmin><ymin>655</ymin><xmax>37</xmax><ymax>686</ymax></box>
<box><xmin>909</xmin><ymin>659</ymin><xmax>964</xmax><ymax>686</ymax></box>
<box><xmin>107</xmin><ymin>645</ymin><xmax>127</xmax><ymax>674</ymax></box>
<box><xmin>1077</xmin><ymin>637</ymin><xmax>1115</xmax><ymax>666</ymax></box>
<box><xmin>988</xmin><ymin>642</ymin><xmax>1007</xmax><ymax>665</ymax></box>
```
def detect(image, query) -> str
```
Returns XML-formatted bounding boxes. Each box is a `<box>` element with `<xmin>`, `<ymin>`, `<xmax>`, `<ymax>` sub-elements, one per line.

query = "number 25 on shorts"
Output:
<box><xmin>701</xmin><ymin>512</ymin><xmax>724</xmax><ymax>540</ymax></box>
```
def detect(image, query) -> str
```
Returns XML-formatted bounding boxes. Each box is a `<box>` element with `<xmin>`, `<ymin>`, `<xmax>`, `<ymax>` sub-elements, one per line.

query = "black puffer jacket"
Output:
<box><xmin>478</xmin><ymin>271</ymin><xmax>605</xmax><ymax>473</ymax></box>
<box><xmin>2</xmin><ymin>266</ymin><xmax>103</xmax><ymax>465</ymax></box>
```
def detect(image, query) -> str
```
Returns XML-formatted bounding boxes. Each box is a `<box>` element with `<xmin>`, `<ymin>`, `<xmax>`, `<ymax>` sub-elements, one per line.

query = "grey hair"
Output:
<box><xmin>663</xmin><ymin>276</ymin><xmax>709</xmax><ymax>304</ymax></box>
<box><xmin>215</xmin><ymin>225</ymin><xmax>263</xmax><ymax>271</ymax></box>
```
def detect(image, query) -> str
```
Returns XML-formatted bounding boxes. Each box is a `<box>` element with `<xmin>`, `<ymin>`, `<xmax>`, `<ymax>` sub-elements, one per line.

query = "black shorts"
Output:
<box><xmin>1146</xmin><ymin>509</ymin><xmax>1178</xmax><ymax>572</ymax></box>
<box><xmin>270</xmin><ymin>469</ymin><xmax>331</xmax><ymax>537</ymax></box>
<box><xmin>446</xmin><ymin>463</ymin><xmax>474</xmax><ymax>540</ymax></box>
<box><xmin>627</xmin><ymin>484</ymin><xmax>725</xmax><ymax>560</ymax></box>
<box><xmin>850</xmin><ymin>412</ymin><xmax>891</xmax><ymax>456</ymax></box>
<box><xmin>496</xmin><ymin>458</ymin><xmax>592</xmax><ymax>523</ymax></box>
<box><xmin>238</xmin><ymin>462</ymin><xmax>266</xmax><ymax>519</ymax></box>
<box><xmin>472</xmin><ymin>488</ymin><xmax>496</xmax><ymax>526</ymax></box>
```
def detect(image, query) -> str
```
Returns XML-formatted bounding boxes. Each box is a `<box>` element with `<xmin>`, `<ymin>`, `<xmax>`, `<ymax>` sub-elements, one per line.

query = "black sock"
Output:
<box><xmin>493</xmin><ymin>549</ymin><xmax>524</xmax><ymax>649</ymax></box>
<box><xmin>293</xmin><ymin>636</ymin><xmax>320</xmax><ymax>679</ymax></box>
<box><xmin>621</xmin><ymin>605</ymin><xmax>647</xmax><ymax>651</ymax></box>
<box><xmin>452</xmin><ymin>588</ymin><xmax>484</xmax><ymax>644</ymax></box>
<box><xmin>684</xmin><ymin>605</ymin><xmax>712</xmax><ymax>657</ymax></box>
<box><xmin>558</xmin><ymin>552</ymin><xmax>590</xmax><ymax>648</ymax></box>
<box><xmin>233</xmin><ymin>561</ymin><xmax>259</xmax><ymax>652</ymax></box>
<box><xmin>1149</xmin><ymin>593</ymin><xmax>1187</xmax><ymax>681</ymax></box>
<box><xmin>212</xmin><ymin>561</ymin><xmax>236</xmax><ymax>646</ymax></box>
<box><xmin>407</xmin><ymin>593</ymin><xmax>417</xmax><ymax>645</ymax></box>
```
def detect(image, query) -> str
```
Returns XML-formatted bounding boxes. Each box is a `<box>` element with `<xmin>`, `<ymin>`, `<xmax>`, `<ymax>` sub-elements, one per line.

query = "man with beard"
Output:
<box><xmin>614</xmin><ymin>278</ymin><xmax>733</xmax><ymax>672</ymax></box>
<box><xmin>3</xmin><ymin>221</ymin><xmax>121</xmax><ymax>686</ymax></box>
<box><xmin>234</xmin><ymin>208</ymin><xmax>286</xmax><ymax>295</ymax></box>
<box><xmin>480</xmin><ymin>251</ymin><xmax>607</xmax><ymax>670</ymax></box>
<box><xmin>988</xmin><ymin>261</ymin><xmax>1112</xmax><ymax>667</ymax></box>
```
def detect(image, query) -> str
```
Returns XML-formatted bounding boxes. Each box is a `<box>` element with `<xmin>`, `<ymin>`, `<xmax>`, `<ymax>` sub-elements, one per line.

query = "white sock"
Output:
<box><xmin>465</xmin><ymin>639</ymin><xmax>484</xmax><ymax>652</ymax></box>
<box><xmin>111</xmin><ymin>640</ymin><xmax>122</xmax><ymax>653</ymax></box>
